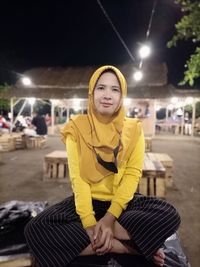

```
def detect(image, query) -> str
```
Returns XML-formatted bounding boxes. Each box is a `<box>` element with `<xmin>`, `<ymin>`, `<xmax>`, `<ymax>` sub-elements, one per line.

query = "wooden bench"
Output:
<box><xmin>25</xmin><ymin>136</ymin><xmax>47</xmax><ymax>149</ymax></box>
<box><xmin>43</xmin><ymin>150</ymin><xmax>68</xmax><ymax>182</ymax></box>
<box><xmin>145</xmin><ymin>153</ymin><xmax>173</xmax><ymax>187</ymax></box>
<box><xmin>11</xmin><ymin>133</ymin><xmax>26</xmax><ymax>150</ymax></box>
<box><xmin>0</xmin><ymin>145</ymin><xmax>3</xmax><ymax>162</ymax></box>
<box><xmin>138</xmin><ymin>155</ymin><xmax>166</xmax><ymax>198</ymax></box>
<box><xmin>145</xmin><ymin>137</ymin><xmax>152</xmax><ymax>152</ymax></box>
<box><xmin>0</xmin><ymin>254</ymin><xmax>31</xmax><ymax>267</ymax></box>
<box><xmin>0</xmin><ymin>135</ymin><xmax>16</xmax><ymax>152</ymax></box>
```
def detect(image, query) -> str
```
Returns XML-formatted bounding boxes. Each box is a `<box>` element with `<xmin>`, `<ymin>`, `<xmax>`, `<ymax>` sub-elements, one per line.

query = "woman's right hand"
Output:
<box><xmin>85</xmin><ymin>226</ymin><xmax>96</xmax><ymax>248</ymax></box>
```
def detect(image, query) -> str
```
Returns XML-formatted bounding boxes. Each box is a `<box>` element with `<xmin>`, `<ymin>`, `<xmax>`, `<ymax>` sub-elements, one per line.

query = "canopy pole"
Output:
<box><xmin>13</xmin><ymin>99</ymin><xmax>27</xmax><ymax>126</ymax></box>
<box><xmin>191</xmin><ymin>99</ymin><xmax>196</xmax><ymax>137</ymax></box>
<box><xmin>51</xmin><ymin>100</ymin><xmax>55</xmax><ymax>135</ymax></box>
<box><xmin>10</xmin><ymin>98</ymin><xmax>14</xmax><ymax>134</ymax></box>
<box><xmin>153</xmin><ymin>99</ymin><xmax>156</xmax><ymax>137</ymax></box>
<box><xmin>181</xmin><ymin>106</ymin><xmax>185</xmax><ymax>135</ymax></box>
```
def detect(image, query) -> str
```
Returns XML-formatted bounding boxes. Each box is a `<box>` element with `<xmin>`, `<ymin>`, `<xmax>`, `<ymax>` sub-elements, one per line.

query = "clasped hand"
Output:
<box><xmin>86</xmin><ymin>212</ymin><xmax>115</xmax><ymax>255</ymax></box>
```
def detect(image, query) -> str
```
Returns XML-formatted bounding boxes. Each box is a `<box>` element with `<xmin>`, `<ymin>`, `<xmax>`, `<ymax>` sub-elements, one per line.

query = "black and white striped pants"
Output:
<box><xmin>24</xmin><ymin>194</ymin><xmax>181</xmax><ymax>267</ymax></box>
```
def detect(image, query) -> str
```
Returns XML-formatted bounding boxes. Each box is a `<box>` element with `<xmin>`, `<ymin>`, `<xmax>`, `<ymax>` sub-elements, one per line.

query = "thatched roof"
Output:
<box><xmin>0</xmin><ymin>63</ymin><xmax>200</xmax><ymax>99</ymax></box>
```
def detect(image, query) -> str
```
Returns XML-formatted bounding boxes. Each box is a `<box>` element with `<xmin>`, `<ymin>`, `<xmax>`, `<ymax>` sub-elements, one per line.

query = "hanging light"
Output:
<box><xmin>21</xmin><ymin>77</ymin><xmax>32</xmax><ymax>86</ymax></box>
<box><xmin>73</xmin><ymin>98</ymin><xmax>81</xmax><ymax>112</ymax></box>
<box><xmin>123</xmin><ymin>98</ymin><xmax>132</xmax><ymax>106</ymax></box>
<box><xmin>133</xmin><ymin>70</ymin><xmax>143</xmax><ymax>81</ymax></box>
<box><xmin>139</xmin><ymin>44</ymin><xmax>151</xmax><ymax>59</ymax></box>
<box><xmin>170</xmin><ymin>97</ymin><xmax>178</xmax><ymax>104</ymax></box>
<box><xmin>167</xmin><ymin>104</ymin><xmax>174</xmax><ymax>110</ymax></box>
<box><xmin>185</xmin><ymin>97</ymin><xmax>193</xmax><ymax>105</ymax></box>
<box><xmin>156</xmin><ymin>105</ymin><xmax>161</xmax><ymax>111</ymax></box>
<box><xmin>28</xmin><ymin>98</ymin><xmax>36</xmax><ymax>105</ymax></box>
<box><xmin>176</xmin><ymin>108</ymin><xmax>183</xmax><ymax>116</ymax></box>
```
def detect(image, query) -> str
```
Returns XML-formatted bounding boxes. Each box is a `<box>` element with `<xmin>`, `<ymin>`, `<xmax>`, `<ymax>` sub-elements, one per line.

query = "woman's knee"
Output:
<box><xmin>158</xmin><ymin>201</ymin><xmax>181</xmax><ymax>232</ymax></box>
<box><xmin>24</xmin><ymin>217</ymin><xmax>39</xmax><ymax>240</ymax></box>
<box><xmin>170</xmin><ymin>205</ymin><xmax>181</xmax><ymax>228</ymax></box>
<box><xmin>113</xmin><ymin>221</ymin><xmax>131</xmax><ymax>240</ymax></box>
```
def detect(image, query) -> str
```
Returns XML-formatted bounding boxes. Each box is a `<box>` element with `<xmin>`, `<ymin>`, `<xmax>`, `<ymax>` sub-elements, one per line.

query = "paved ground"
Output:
<box><xmin>0</xmin><ymin>135</ymin><xmax>200</xmax><ymax>267</ymax></box>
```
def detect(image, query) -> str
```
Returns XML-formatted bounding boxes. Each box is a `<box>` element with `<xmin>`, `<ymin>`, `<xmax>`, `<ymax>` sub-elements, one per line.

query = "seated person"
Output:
<box><xmin>31</xmin><ymin>111</ymin><xmax>47</xmax><ymax>136</ymax></box>
<box><xmin>24</xmin><ymin>66</ymin><xmax>181</xmax><ymax>267</ymax></box>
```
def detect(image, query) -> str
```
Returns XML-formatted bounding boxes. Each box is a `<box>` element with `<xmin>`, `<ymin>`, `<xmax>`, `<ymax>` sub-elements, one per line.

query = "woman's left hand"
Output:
<box><xmin>93</xmin><ymin>212</ymin><xmax>116</xmax><ymax>255</ymax></box>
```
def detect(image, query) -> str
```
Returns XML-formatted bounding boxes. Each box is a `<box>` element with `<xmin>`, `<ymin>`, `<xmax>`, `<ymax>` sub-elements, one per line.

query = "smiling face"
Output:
<box><xmin>93</xmin><ymin>71</ymin><xmax>122</xmax><ymax>117</ymax></box>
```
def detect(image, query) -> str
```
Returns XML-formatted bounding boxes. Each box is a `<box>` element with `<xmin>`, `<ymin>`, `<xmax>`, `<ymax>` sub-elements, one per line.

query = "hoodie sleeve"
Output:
<box><xmin>66</xmin><ymin>135</ymin><xmax>97</xmax><ymax>228</ymax></box>
<box><xmin>108</xmin><ymin>130</ymin><xmax>145</xmax><ymax>218</ymax></box>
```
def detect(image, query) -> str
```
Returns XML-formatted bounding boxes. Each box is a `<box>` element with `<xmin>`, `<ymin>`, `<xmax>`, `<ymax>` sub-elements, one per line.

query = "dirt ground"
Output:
<box><xmin>0</xmin><ymin>135</ymin><xmax>200</xmax><ymax>267</ymax></box>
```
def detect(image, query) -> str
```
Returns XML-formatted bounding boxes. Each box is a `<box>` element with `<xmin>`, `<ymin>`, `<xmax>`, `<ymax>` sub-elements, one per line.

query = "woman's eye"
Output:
<box><xmin>112</xmin><ymin>88</ymin><xmax>120</xmax><ymax>92</ymax></box>
<box><xmin>97</xmin><ymin>86</ymin><xmax>104</xmax><ymax>90</ymax></box>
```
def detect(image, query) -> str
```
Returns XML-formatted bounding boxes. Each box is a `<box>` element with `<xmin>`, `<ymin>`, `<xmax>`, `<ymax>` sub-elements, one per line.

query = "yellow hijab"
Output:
<box><xmin>61</xmin><ymin>65</ymin><xmax>141</xmax><ymax>183</ymax></box>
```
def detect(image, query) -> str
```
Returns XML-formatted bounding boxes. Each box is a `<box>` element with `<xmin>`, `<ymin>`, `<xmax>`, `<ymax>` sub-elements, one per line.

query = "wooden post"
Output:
<box><xmin>153</xmin><ymin>99</ymin><xmax>156</xmax><ymax>137</ymax></box>
<box><xmin>181</xmin><ymin>106</ymin><xmax>185</xmax><ymax>135</ymax></box>
<box><xmin>67</xmin><ymin>107</ymin><xmax>69</xmax><ymax>122</ymax></box>
<box><xmin>13</xmin><ymin>99</ymin><xmax>27</xmax><ymax>126</ymax></box>
<box><xmin>191</xmin><ymin>99</ymin><xmax>196</xmax><ymax>137</ymax></box>
<box><xmin>10</xmin><ymin>97</ymin><xmax>14</xmax><ymax>133</ymax></box>
<box><xmin>51</xmin><ymin>100</ymin><xmax>55</xmax><ymax>135</ymax></box>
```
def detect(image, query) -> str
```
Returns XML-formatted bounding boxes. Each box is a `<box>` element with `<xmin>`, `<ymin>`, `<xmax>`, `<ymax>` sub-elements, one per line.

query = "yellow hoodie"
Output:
<box><xmin>61</xmin><ymin>65</ymin><xmax>145</xmax><ymax>228</ymax></box>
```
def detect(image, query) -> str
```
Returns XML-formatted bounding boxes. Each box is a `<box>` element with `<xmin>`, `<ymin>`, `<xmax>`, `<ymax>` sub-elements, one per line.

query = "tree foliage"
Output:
<box><xmin>0</xmin><ymin>84</ymin><xmax>11</xmax><ymax>92</ymax></box>
<box><xmin>167</xmin><ymin>0</ymin><xmax>200</xmax><ymax>86</ymax></box>
<box><xmin>0</xmin><ymin>84</ymin><xmax>11</xmax><ymax>112</ymax></box>
<box><xmin>196</xmin><ymin>101</ymin><xmax>200</xmax><ymax>117</ymax></box>
<box><xmin>184</xmin><ymin>102</ymin><xmax>200</xmax><ymax>118</ymax></box>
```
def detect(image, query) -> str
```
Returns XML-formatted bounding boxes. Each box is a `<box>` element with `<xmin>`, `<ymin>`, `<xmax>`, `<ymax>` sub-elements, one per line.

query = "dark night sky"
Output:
<box><xmin>0</xmin><ymin>0</ymin><xmax>197</xmax><ymax>87</ymax></box>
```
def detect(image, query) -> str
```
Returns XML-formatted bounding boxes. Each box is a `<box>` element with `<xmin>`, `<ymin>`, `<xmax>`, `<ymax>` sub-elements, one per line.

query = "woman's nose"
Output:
<box><xmin>103</xmin><ymin>89</ymin><xmax>111</xmax><ymax>99</ymax></box>
<box><xmin>104</xmin><ymin>95</ymin><xmax>111</xmax><ymax>100</ymax></box>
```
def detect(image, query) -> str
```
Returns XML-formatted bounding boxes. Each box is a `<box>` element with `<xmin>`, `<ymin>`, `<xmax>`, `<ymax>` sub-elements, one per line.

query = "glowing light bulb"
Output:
<box><xmin>139</xmin><ymin>45</ymin><xmax>151</xmax><ymax>59</ymax></box>
<box><xmin>133</xmin><ymin>71</ymin><xmax>143</xmax><ymax>81</ymax></box>
<box><xmin>22</xmin><ymin>77</ymin><xmax>32</xmax><ymax>86</ymax></box>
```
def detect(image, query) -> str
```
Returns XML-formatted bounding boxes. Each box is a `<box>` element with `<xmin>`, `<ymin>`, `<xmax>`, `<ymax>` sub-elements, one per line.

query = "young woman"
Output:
<box><xmin>24</xmin><ymin>65</ymin><xmax>181</xmax><ymax>267</ymax></box>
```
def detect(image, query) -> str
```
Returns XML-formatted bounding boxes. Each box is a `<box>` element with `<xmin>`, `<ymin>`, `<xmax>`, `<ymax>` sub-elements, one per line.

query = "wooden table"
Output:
<box><xmin>43</xmin><ymin>150</ymin><xmax>167</xmax><ymax>197</ymax></box>
<box><xmin>145</xmin><ymin>153</ymin><xmax>173</xmax><ymax>187</ymax></box>
<box><xmin>138</xmin><ymin>155</ymin><xmax>166</xmax><ymax>198</ymax></box>
<box><xmin>43</xmin><ymin>150</ymin><xmax>68</xmax><ymax>182</ymax></box>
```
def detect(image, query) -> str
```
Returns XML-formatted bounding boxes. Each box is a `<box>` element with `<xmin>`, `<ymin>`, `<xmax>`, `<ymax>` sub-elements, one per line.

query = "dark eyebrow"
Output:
<box><xmin>96</xmin><ymin>83</ymin><xmax>105</xmax><ymax>87</ymax></box>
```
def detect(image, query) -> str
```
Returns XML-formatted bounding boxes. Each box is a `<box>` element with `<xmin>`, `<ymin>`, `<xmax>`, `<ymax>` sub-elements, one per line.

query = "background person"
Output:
<box><xmin>31</xmin><ymin>111</ymin><xmax>47</xmax><ymax>136</ymax></box>
<box><xmin>184</xmin><ymin>112</ymin><xmax>192</xmax><ymax>135</ymax></box>
<box><xmin>0</xmin><ymin>115</ymin><xmax>10</xmax><ymax>134</ymax></box>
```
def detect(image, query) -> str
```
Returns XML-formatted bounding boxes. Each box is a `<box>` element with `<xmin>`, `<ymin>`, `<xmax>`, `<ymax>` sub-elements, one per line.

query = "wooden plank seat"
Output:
<box><xmin>11</xmin><ymin>133</ymin><xmax>26</xmax><ymax>150</ymax></box>
<box><xmin>43</xmin><ymin>150</ymin><xmax>68</xmax><ymax>182</ymax></box>
<box><xmin>0</xmin><ymin>145</ymin><xmax>3</xmax><ymax>162</ymax></box>
<box><xmin>0</xmin><ymin>135</ymin><xmax>16</xmax><ymax>152</ymax></box>
<box><xmin>24</xmin><ymin>136</ymin><xmax>47</xmax><ymax>149</ymax></box>
<box><xmin>0</xmin><ymin>133</ymin><xmax>26</xmax><ymax>151</ymax></box>
<box><xmin>144</xmin><ymin>137</ymin><xmax>152</xmax><ymax>152</ymax></box>
<box><xmin>145</xmin><ymin>153</ymin><xmax>173</xmax><ymax>187</ymax></box>
<box><xmin>138</xmin><ymin>155</ymin><xmax>166</xmax><ymax>198</ymax></box>
<box><xmin>0</xmin><ymin>254</ymin><xmax>31</xmax><ymax>267</ymax></box>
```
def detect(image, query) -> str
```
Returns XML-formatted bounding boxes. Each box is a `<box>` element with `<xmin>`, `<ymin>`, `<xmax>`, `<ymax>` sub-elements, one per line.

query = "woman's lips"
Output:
<box><xmin>101</xmin><ymin>102</ymin><xmax>113</xmax><ymax>107</ymax></box>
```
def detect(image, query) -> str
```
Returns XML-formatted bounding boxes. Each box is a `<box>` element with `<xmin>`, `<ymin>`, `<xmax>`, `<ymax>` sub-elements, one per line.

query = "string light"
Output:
<box><xmin>139</xmin><ymin>44</ymin><xmax>151</xmax><ymax>59</ymax></box>
<box><xmin>28</xmin><ymin>97</ymin><xmax>36</xmax><ymax>105</ymax></box>
<box><xmin>135</xmin><ymin>0</ymin><xmax>158</xmax><ymax>81</ymax></box>
<box><xmin>21</xmin><ymin>77</ymin><xmax>32</xmax><ymax>86</ymax></box>
<box><xmin>133</xmin><ymin>71</ymin><xmax>143</xmax><ymax>81</ymax></box>
<box><xmin>96</xmin><ymin>0</ymin><xmax>135</xmax><ymax>63</ymax></box>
